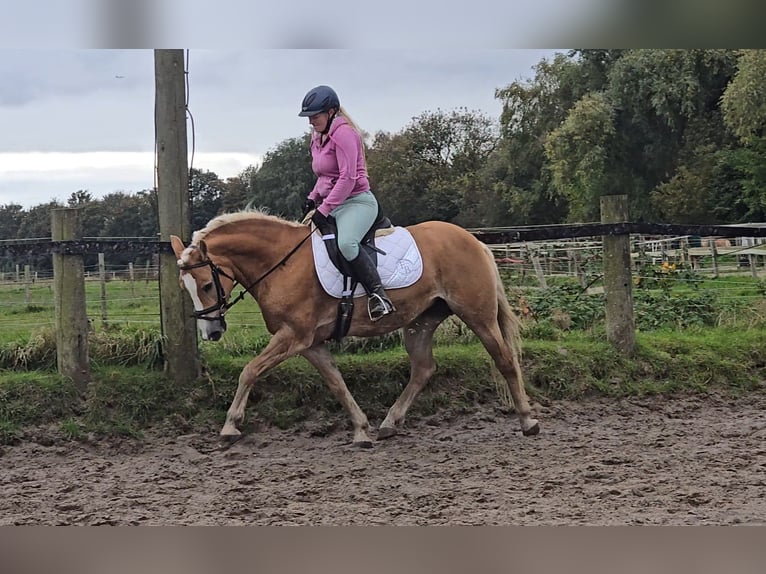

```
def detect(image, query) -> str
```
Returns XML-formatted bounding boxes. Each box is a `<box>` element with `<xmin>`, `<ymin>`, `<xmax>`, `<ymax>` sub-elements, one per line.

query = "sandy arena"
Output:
<box><xmin>2</xmin><ymin>393</ymin><xmax>764</xmax><ymax>525</ymax></box>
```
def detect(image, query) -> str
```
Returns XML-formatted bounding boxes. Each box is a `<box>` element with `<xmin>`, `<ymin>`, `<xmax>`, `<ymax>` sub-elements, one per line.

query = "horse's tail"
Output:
<box><xmin>484</xmin><ymin>244</ymin><xmax>523</xmax><ymax>367</ymax></box>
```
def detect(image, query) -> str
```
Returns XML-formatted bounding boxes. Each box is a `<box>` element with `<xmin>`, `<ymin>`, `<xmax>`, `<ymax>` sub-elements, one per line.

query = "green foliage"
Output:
<box><xmin>247</xmin><ymin>134</ymin><xmax>315</xmax><ymax>220</ymax></box>
<box><xmin>721</xmin><ymin>50</ymin><xmax>766</xmax><ymax>145</ymax></box>
<box><xmin>59</xmin><ymin>418</ymin><xmax>84</xmax><ymax>441</ymax></box>
<box><xmin>715</xmin><ymin>139</ymin><xmax>766</xmax><ymax>221</ymax></box>
<box><xmin>516</xmin><ymin>270</ymin><xmax>761</xmax><ymax>335</ymax></box>
<box><xmin>89</xmin><ymin>328</ymin><xmax>165</xmax><ymax>368</ymax></box>
<box><xmin>83</xmin><ymin>367</ymin><xmax>189</xmax><ymax>432</ymax></box>
<box><xmin>650</xmin><ymin>163</ymin><xmax>719</xmax><ymax>223</ymax></box>
<box><xmin>190</xmin><ymin>169</ymin><xmax>225</xmax><ymax>231</ymax></box>
<box><xmin>545</xmin><ymin>92</ymin><xmax>617</xmax><ymax>221</ymax></box>
<box><xmin>367</xmin><ymin>108</ymin><xmax>498</xmax><ymax>226</ymax></box>
<box><xmin>0</xmin><ymin>372</ymin><xmax>81</xmax><ymax>430</ymax></box>
<box><xmin>633</xmin><ymin>291</ymin><xmax>720</xmax><ymax>330</ymax></box>
<box><xmin>524</xmin><ymin>284</ymin><xmax>605</xmax><ymax>331</ymax></box>
<box><xmin>493</xmin><ymin>53</ymin><xmax>585</xmax><ymax>225</ymax></box>
<box><xmin>0</xmin><ymin>420</ymin><xmax>21</xmax><ymax>444</ymax></box>
<box><xmin>0</xmin><ymin>328</ymin><xmax>57</xmax><ymax>370</ymax></box>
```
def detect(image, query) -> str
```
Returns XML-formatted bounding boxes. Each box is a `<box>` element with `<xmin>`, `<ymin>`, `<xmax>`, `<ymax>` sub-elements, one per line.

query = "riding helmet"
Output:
<box><xmin>298</xmin><ymin>85</ymin><xmax>340</xmax><ymax>117</ymax></box>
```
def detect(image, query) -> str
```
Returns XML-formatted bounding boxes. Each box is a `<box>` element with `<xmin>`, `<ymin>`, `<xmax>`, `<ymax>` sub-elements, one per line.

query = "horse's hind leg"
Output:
<box><xmin>301</xmin><ymin>343</ymin><xmax>373</xmax><ymax>447</ymax></box>
<box><xmin>378</xmin><ymin>301</ymin><xmax>450</xmax><ymax>440</ymax></box>
<box><xmin>462</xmin><ymin>316</ymin><xmax>539</xmax><ymax>436</ymax></box>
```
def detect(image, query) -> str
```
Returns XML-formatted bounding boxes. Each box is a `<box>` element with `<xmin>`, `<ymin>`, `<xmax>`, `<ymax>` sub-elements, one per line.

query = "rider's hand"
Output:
<box><xmin>311</xmin><ymin>210</ymin><xmax>333</xmax><ymax>236</ymax></box>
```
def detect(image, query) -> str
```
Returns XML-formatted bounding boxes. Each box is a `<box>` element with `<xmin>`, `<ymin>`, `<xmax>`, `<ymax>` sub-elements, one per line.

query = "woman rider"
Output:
<box><xmin>299</xmin><ymin>85</ymin><xmax>395</xmax><ymax>321</ymax></box>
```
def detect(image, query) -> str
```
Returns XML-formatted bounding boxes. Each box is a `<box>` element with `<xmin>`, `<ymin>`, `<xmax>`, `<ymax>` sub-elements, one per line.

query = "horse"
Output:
<box><xmin>170</xmin><ymin>210</ymin><xmax>540</xmax><ymax>447</ymax></box>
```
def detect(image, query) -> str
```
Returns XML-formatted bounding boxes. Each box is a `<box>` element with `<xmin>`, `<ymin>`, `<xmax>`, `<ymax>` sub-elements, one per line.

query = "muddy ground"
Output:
<box><xmin>1</xmin><ymin>393</ymin><xmax>764</xmax><ymax>525</ymax></box>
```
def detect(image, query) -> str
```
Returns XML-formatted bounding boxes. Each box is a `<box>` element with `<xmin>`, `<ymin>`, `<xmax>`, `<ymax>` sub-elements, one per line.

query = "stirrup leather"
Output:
<box><xmin>367</xmin><ymin>293</ymin><xmax>395</xmax><ymax>321</ymax></box>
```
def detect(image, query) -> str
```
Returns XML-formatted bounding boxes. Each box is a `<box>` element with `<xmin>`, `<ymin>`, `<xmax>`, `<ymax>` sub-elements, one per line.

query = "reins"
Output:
<box><xmin>180</xmin><ymin>229</ymin><xmax>314</xmax><ymax>319</ymax></box>
<box><xmin>225</xmin><ymin>229</ymin><xmax>314</xmax><ymax>310</ymax></box>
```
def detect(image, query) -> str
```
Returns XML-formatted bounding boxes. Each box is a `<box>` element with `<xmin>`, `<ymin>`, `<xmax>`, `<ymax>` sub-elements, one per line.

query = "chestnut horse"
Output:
<box><xmin>170</xmin><ymin>210</ymin><xmax>539</xmax><ymax>447</ymax></box>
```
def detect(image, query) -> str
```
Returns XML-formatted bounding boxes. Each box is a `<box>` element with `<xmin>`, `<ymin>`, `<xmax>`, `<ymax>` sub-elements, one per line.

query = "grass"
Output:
<box><xmin>1</xmin><ymin>325</ymin><xmax>764</xmax><ymax>445</ymax></box>
<box><xmin>0</xmin><ymin>278</ymin><xmax>267</xmax><ymax>341</ymax></box>
<box><xmin>0</xmin><ymin>275</ymin><xmax>765</xmax><ymax>444</ymax></box>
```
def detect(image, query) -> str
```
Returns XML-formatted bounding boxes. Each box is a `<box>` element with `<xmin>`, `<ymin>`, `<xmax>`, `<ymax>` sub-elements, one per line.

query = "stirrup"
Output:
<box><xmin>367</xmin><ymin>293</ymin><xmax>395</xmax><ymax>322</ymax></box>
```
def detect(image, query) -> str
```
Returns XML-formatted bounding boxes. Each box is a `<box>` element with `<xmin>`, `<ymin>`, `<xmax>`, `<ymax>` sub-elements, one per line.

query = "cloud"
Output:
<box><xmin>0</xmin><ymin>48</ymin><xmax>555</xmax><ymax>207</ymax></box>
<box><xmin>0</xmin><ymin>151</ymin><xmax>261</xmax><ymax>208</ymax></box>
<box><xmin>0</xmin><ymin>50</ymin><xmax>150</xmax><ymax>106</ymax></box>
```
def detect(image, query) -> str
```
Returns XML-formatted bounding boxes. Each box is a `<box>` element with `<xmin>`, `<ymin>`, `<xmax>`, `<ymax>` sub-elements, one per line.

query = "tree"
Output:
<box><xmin>0</xmin><ymin>203</ymin><xmax>24</xmax><ymax>272</ymax></box>
<box><xmin>189</xmin><ymin>168</ymin><xmax>225</xmax><ymax>230</ymax></box>
<box><xmin>15</xmin><ymin>200</ymin><xmax>63</xmax><ymax>272</ymax></box>
<box><xmin>98</xmin><ymin>191</ymin><xmax>158</xmax><ymax>238</ymax></box>
<box><xmin>721</xmin><ymin>50</ymin><xmax>766</xmax><ymax>145</ymax></box>
<box><xmin>545</xmin><ymin>92</ymin><xmax>617</xmax><ymax>221</ymax></box>
<box><xmin>17</xmin><ymin>200</ymin><xmax>62</xmax><ymax>239</ymax></box>
<box><xmin>367</xmin><ymin>108</ymin><xmax>498</xmax><ymax>226</ymax></box>
<box><xmin>650</xmin><ymin>164</ymin><xmax>718</xmax><ymax>224</ymax></box>
<box><xmin>0</xmin><ymin>203</ymin><xmax>23</xmax><ymax>240</ymax></box>
<box><xmin>605</xmin><ymin>49</ymin><xmax>739</xmax><ymax>220</ymax></box>
<box><xmin>247</xmin><ymin>135</ymin><xmax>315</xmax><ymax>219</ymax></box>
<box><xmin>221</xmin><ymin>166</ymin><xmax>257</xmax><ymax>214</ymax></box>
<box><xmin>715</xmin><ymin>142</ymin><xmax>766</xmax><ymax>221</ymax></box>
<box><xmin>493</xmin><ymin>53</ymin><xmax>591</xmax><ymax>224</ymax></box>
<box><xmin>719</xmin><ymin>50</ymin><xmax>766</xmax><ymax>219</ymax></box>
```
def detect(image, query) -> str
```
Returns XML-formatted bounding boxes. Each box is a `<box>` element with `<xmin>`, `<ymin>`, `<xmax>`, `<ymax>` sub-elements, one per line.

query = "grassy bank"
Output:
<box><xmin>2</xmin><ymin>273</ymin><xmax>764</xmax><ymax>444</ymax></box>
<box><xmin>2</xmin><ymin>326</ymin><xmax>764</xmax><ymax>445</ymax></box>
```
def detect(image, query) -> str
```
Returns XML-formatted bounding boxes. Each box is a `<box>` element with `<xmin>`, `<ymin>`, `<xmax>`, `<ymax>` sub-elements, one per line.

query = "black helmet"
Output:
<box><xmin>298</xmin><ymin>85</ymin><xmax>340</xmax><ymax>117</ymax></box>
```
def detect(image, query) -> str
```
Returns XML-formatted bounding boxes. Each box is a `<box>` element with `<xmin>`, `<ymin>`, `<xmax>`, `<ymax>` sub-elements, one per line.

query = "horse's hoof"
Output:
<box><xmin>377</xmin><ymin>427</ymin><xmax>398</xmax><ymax>440</ymax></box>
<box><xmin>353</xmin><ymin>440</ymin><xmax>374</xmax><ymax>449</ymax></box>
<box><xmin>219</xmin><ymin>430</ymin><xmax>243</xmax><ymax>444</ymax></box>
<box><xmin>522</xmin><ymin>422</ymin><xmax>540</xmax><ymax>437</ymax></box>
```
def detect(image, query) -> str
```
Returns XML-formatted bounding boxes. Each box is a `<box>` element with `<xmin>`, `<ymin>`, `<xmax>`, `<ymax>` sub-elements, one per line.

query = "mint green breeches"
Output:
<box><xmin>329</xmin><ymin>190</ymin><xmax>379</xmax><ymax>261</ymax></box>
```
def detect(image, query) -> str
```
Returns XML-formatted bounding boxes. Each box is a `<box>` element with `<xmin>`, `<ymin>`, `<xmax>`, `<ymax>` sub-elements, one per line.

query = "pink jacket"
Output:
<box><xmin>307</xmin><ymin>116</ymin><xmax>371</xmax><ymax>216</ymax></box>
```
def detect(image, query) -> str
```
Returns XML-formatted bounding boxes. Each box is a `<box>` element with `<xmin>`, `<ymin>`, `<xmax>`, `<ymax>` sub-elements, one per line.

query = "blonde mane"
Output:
<box><xmin>191</xmin><ymin>209</ymin><xmax>303</xmax><ymax>244</ymax></box>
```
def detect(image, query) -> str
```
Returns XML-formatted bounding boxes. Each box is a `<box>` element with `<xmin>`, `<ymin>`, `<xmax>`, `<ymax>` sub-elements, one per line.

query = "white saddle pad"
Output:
<box><xmin>311</xmin><ymin>226</ymin><xmax>423</xmax><ymax>298</ymax></box>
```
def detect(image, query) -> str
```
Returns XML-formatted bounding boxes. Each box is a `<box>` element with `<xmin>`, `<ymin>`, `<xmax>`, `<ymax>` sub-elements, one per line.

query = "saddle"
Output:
<box><xmin>312</xmin><ymin>206</ymin><xmax>394</xmax><ymax>341</ymax></box>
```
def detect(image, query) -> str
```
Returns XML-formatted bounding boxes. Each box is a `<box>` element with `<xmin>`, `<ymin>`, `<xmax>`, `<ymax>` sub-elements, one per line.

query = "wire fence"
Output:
<box><xmin>1</xmin><ymin>234</ymin><xmax>763</xmax><ymax>336</ymax></box>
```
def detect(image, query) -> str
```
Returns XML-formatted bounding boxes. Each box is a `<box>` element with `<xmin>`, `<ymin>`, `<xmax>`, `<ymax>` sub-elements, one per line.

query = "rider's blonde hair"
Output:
<box><xmin>336</xmin><ymin>106</ymin><xmax>368</xmax><ymax>168</ymax></box>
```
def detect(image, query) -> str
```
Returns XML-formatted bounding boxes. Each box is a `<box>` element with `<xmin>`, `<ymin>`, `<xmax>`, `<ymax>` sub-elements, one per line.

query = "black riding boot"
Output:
<box><xmin>347</xmin><ymin>250</ymin><xmax>395</xmax><ymax>321</ymax></box>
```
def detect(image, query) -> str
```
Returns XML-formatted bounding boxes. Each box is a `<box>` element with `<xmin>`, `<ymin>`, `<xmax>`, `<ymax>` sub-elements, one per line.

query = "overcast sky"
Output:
<box><xmin>0</xmin><ymin>49</ymin><xmax>559</xmax><ymax>208</ymax></box>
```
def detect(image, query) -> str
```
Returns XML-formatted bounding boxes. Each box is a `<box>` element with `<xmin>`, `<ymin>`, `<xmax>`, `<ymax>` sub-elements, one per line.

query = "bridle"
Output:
<box><xmin>177</xmin><ymin>258</ymin><xmax>235</xmax><ymax>322</ymax></box>
<box><xmin>178</xmin><ymin>230</ymin><xmax>314</xmax><ymax>325</ymax></box>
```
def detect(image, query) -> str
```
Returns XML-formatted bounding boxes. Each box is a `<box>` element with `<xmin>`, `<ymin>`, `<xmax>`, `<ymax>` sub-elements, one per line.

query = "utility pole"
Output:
<box><xmin>154</xmin><ymin>49</ymin><xmax>200</xmax><ymax>382</ymax></box>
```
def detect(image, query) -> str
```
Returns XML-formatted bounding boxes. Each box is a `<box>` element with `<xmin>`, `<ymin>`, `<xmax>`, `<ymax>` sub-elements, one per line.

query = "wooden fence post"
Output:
<box><xmin>24</xmin><ymin>265</ymin><xmax>31</xmax><ymax>305</ymax></box>
<box><xmin>601</xmin><ymin>195</ymin><xmax>636</xmax><ymax>355</ymax></box>
<box><xmin>52</xmin><ymin>208</ymin><xmax>90</xmax><ymax>391</ymax></box>
<box><xmin>98</xmin><ymin>253</ymin><xmax>108</xmax><ymax>328</ymax></box>
<box><xmin>710</xmin><ymin>241</ymin><xmax>719</xmax><ymax>278</ymax></box>
<box><xmin>129</xmin><ymin>262</ymin><xmax>136</xmax><ymax>297</ymax></box>
<box><xmin>530</xmin><ymin>248</ymin><xmax>548</xmax><ymax>288</ymax></box>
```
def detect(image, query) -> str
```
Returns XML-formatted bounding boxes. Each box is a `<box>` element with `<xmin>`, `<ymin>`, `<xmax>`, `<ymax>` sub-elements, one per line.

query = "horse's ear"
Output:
<box><xmin>170</xmin><ymin>235</ymin><xmax>186</xmax><ymax>259</ymax></box>
<box><xmin>198</xmin><ymin>239</ymin><xmax>208</xmax><ymax>258</ymax></box>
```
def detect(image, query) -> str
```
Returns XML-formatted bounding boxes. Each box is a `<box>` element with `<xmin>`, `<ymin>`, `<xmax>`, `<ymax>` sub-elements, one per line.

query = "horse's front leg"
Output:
<box><xmin>301</xmin><ymin>344</ymin><xmax>373</xmax><ymax>447</ymax></box>
<box><xmin>221</xmin><ymin>329</ymin><xmax>305</xmax><ymax>440</ymax></box>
